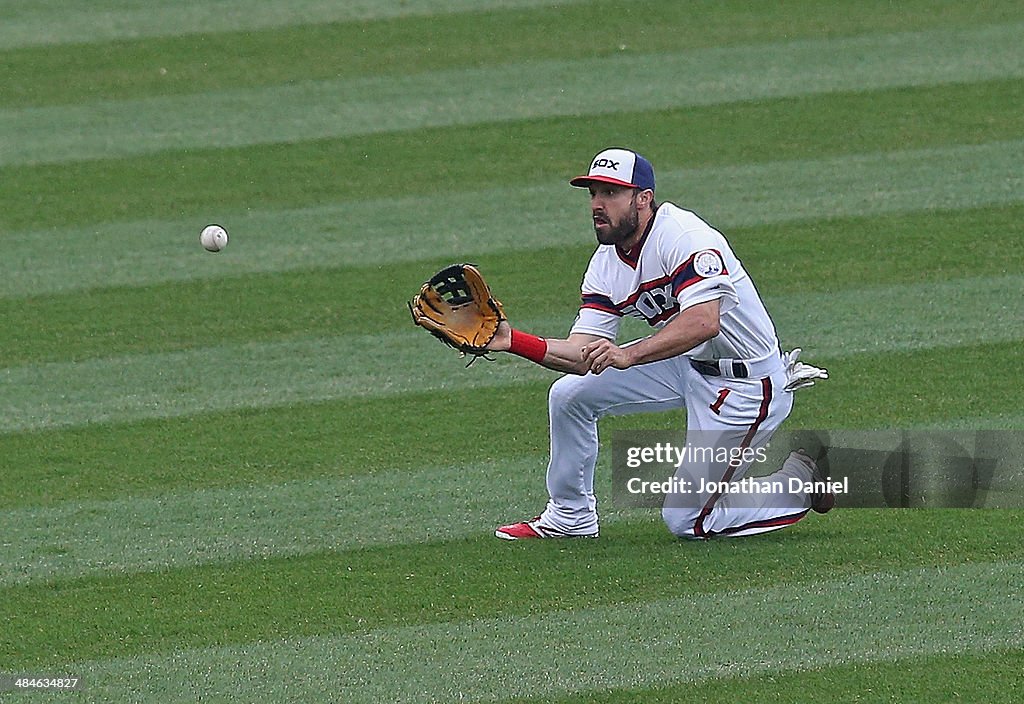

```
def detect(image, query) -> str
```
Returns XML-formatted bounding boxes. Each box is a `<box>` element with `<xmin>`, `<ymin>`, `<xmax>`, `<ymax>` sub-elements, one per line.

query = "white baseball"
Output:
<box><xmin>200</xmin><ymin>224</ymin><xmax>229</xmax><ymax>252</ymax></box>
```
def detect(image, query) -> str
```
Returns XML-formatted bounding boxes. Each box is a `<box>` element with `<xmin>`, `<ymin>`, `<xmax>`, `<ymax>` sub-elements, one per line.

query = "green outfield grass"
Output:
<box><xmin>1</xmin><ymin>1</ymin><xmax>1022</xmax><ymax>701</ymax></box>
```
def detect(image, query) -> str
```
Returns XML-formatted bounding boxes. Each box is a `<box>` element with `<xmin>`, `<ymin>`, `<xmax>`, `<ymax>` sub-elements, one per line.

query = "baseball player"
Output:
<box><xmin>486</xmin><ymin>147</ymin><xmax>832</xmax><ymax>539</ymax></box>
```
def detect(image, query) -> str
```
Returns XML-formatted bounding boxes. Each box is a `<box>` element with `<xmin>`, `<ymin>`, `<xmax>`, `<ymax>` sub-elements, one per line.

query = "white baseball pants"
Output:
<box><xmin>538</xmin><ymin>353</ymin><xmax>816</xmax><ymax>538</ymax></box>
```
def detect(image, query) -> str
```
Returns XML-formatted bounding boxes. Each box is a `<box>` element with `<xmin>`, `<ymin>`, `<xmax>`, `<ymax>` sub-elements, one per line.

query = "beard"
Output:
<box><xmin>593</xmin><ymin>196</ymin><xmax>640</xmax><ymax>246</ymax></box>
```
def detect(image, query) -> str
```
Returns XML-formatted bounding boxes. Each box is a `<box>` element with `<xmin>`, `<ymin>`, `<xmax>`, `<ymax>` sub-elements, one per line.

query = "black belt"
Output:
<box><xmin>689</xmin><ymin>358</ymin><xmax>749</xmax><ymax>378</ymax></box>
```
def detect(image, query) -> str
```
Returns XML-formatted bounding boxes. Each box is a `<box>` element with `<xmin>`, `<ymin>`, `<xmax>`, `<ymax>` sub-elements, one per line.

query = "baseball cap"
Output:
<box><xmin>570</xmin><ymin>147</ymin><xmax>655</xmax><ymax>191</ymax></box>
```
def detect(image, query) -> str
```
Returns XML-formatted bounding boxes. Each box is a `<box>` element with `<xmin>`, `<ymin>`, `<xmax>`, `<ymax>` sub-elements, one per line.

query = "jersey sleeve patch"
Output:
<box><xmin>693</xmin><ymin>249</ymin><xmax>725</xmax><ymax>277</ymax></box>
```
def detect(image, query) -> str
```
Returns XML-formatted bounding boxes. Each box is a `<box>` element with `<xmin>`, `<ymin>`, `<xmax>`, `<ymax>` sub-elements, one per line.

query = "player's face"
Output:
<box><xmin>588</xmin><ymin>184</ymin><xmax>639</xmax><ymax>246</ymax></box>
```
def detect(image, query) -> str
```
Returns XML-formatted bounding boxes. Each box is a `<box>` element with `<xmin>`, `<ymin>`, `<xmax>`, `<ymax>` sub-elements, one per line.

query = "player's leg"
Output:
<box><xmin>662</xmin><ymin>364</ymin><xmax>821</xmax><ymax>538</ymax></box>
<box><xmin>497</xmin><ymin>355</ymin><xmax>689</xmax><ymax>538</ymax></box>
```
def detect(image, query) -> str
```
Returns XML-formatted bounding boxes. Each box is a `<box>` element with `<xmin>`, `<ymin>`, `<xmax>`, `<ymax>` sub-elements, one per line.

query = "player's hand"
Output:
<box><xmin>486</xmin><ymin>320</ymin><xmax>512</xmax><ymax>352</ymax></box>
<box><xmin>581</xmin><ymin>339</ymin><xmax>633</xmax><ymax>374</ymax></box>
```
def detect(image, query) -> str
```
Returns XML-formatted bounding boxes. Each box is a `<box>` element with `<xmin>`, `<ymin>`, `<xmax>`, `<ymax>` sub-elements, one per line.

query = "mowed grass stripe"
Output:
<box><xmin>1</xmin><ymin>382</ymin><xmax>1021</xmax><ymax>516</ymax></box>
<box><xmin>0</xmin><ymin>455</ymin><xmax>552</xmax><ymax>587</ymax></box>
<box><xmin>2</xmin><ymin>2</ymin><xmax>1021</xmax><ymax>110</ymax></box>
<box><xmin>0</xmin><ymin>0</ymin><xmax>583</xmax><ymax>50</ymax></box>
<box><xmin>5</xmin><ymin>77</ymin><xmax>1023</xmax><ymax>233</ymax></box>
<box><xmin>6</xmin><ymin>421</ymin><xmax>1020</xmax><ymax>586</ymax></box>
<box><xmin>38</xmin><ymin>561</ymin><xmax>1024</xmax><ymax>703</ymax></box>
<box><xmin>3</xmin><ymin>23</ymin><xmax>1023</xmax><ymax>166</ymax></box>
<box><xmin>524</xmin><ymin>650</ymin><xmax>1024</xmax><ymax>704</ymax></box>
<box><xmin>3</xmin><ymin>138</ymin><xmax>1022</xmax><ymax>300</ymax></box>
<box><xmin>0</xmin><ymin>275</ymin><xmax>1020</xmax><ymax>434</ymax></box>
<box><xmin>5</xmin><ymin>512</ymin><xmax>1022</xmax><ymax>667</ymax></box>
<box><xmin>0</xmin><ymin>380</ymin><xmax>561</xmax><ymax>510</ymax></box>
<box><xmin>5</xmin><ymin>1</ymin><xmax>1021</xmax><ymax>108</ymax></box>
<box><xmin>1</xmin><ymin>341</ymin><xmax>1020</xmax><ymax>511</ymax></box>
<box><xmin>0</xmin><ymin>331</ymin><xmax>550</xmax><ymax>434</ymax></box>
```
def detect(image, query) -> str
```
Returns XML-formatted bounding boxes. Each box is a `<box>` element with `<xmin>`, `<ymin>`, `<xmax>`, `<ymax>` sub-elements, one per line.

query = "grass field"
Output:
<box><xmin>2</xmin><ymin>1</ymin><xmax>1023</xmax><ymax>701</ymax></box>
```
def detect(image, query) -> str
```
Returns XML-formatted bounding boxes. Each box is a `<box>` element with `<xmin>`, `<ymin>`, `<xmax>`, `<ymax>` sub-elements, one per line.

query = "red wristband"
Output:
<box><xmin>509</xmin><ymin>329</ymin><xmax>548</xmax><ymax>364</ymax></box>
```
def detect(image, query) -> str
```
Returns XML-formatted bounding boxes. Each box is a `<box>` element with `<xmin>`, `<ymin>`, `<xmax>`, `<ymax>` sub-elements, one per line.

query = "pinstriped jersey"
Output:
<box><xmin>569</xmin><ymin>202</ymin><xmax>780</xmax><ymax>361</ymax></box>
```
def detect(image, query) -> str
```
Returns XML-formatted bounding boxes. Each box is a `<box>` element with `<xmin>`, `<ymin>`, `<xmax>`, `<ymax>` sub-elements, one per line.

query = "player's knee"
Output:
<box><xmin>548</xmin><ymin>374</ymin><xmax>596</xmax><ymax>418</ymax></box>
<box><xmin>662</xmin><ymin>505</ymin><xmax>702</xmax><ymax>539</ymax></box>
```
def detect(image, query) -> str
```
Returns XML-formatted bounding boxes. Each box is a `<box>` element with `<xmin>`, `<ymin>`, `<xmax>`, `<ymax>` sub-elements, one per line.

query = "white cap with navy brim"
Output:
<box><xmin>570</xmin><ymin>147</ymin><xmax>656</xmax><ymax>191</ymax></box>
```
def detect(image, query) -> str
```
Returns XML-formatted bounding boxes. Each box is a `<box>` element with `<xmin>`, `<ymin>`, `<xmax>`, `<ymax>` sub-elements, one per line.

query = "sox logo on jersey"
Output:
<box><xmin>577</xmin><ymin>245</ymin><xmax>731</xmax><ymax>332</ymax></box>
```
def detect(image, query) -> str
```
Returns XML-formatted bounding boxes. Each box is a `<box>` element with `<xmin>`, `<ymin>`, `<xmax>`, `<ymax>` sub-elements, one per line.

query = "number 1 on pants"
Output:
<box><xmin>710</xmin><ymin>388</ymin><xmax>730</xmax><ymax>415</ymax></box>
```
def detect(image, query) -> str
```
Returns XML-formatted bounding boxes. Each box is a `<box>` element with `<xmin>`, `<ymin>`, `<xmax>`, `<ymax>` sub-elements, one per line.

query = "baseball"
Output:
<box><xmin>200</xmin><ymin>224</ymin><xmax>229</xmax><ymax>252</ymax></box>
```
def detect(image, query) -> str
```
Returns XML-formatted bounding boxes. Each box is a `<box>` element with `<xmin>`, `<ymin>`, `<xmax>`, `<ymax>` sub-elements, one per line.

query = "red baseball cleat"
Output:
<box><xmin>494</xmin><ymin>516</ymin><xmax>599</xmax><ymax>540</ymax></box>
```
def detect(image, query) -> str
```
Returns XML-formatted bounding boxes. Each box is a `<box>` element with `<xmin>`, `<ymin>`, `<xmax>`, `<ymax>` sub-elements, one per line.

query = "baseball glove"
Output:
<box><xmin>408</xmin><ymin>263</ymin><xmax>506</xmax><ymax>358</ymax></box>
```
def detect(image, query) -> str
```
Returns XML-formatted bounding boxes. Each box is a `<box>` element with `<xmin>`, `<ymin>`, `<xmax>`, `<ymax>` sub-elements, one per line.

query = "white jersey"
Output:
<box><xmin>569</xmin><ymin>202</ymin><xmax>779</xmax><ymax>362</ymax></box>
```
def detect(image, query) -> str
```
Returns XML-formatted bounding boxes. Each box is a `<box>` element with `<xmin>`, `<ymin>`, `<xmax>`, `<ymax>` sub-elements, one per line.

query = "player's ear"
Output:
<box><xmin>637</xmin><ymin>188</ymin><xmax>655</xmax><ymax>210</ymax></box>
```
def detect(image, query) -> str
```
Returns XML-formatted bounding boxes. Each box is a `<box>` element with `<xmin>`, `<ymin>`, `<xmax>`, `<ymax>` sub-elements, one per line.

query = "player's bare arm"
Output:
<box><xmin>581</xmin><ymin>299</ymin><xmax>720</xmax><ymax>375</ymax></box>
<box><xmin>488</xmin><ymin>321</ymin><xmax>605</xmax><ymax>375</ymax></box>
